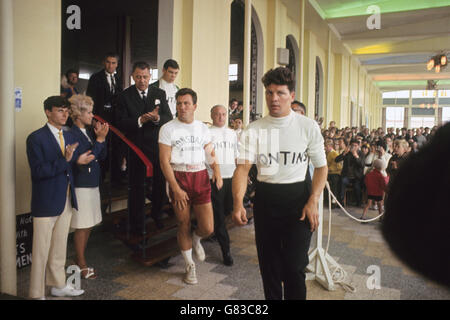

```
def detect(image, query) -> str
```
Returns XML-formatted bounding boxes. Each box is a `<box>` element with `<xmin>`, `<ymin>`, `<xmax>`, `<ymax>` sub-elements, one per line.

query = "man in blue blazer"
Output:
<box><xmin>26</xmin><ymin>96</ymin><xmax>93</xmax><ymax>299</ymax></box>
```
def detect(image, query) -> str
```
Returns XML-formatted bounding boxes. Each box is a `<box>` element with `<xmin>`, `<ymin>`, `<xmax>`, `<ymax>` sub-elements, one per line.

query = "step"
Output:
<box><xmin>131</xmin><ymin>237</ymin><xmax>180</xmax><ymax>266</ymax></box>
<box><xmin>113</xmin><ymin>214</ymin><xmax>179</xmax><ymax>246</ymax></box>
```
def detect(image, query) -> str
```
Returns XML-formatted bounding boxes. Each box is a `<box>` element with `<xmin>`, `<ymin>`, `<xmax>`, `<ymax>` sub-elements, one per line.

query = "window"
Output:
<box><xmin>438</xmin><ymin>90</ymin><xmax>450</xmax><ymax>97</ymax></box>
<box><xmin>78</xmin><ymin>73</ymin><xmax>90</xmax><ymax>80</ymax></box>
<box><xmin>443</xmin><ymin>107</ymin><xmax>450</xmax><ymax>124</ymax></box>
<box><xmin>382</xmin><ymin>90</ymin><xmax>409</xmax><ymax>99</ymax></box>
<box><xmin>229</xmin><ymin>64</ymin><xmax>238</xmax><ymax>81</ymax></box>
<box><xmin>385</xmin><ymin>107</ymin><xmax>404</xmax><ymax>129</ymax></box>
<box><xmin>410</xmin><ymin>117</ymin><xmax>435</xmax><ymax>128</ymax></box>
<box><xmin>411</xmin><ymin>90</ymin><xmax>436</xmax><ymax>98</ymax></box>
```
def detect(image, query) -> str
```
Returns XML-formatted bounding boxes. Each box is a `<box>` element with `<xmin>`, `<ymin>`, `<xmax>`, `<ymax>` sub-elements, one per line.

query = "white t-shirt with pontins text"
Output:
<box><xmin>238</xmin><ymin>110</ymin><xmax>326</xmax><ymax>184</ymax></box>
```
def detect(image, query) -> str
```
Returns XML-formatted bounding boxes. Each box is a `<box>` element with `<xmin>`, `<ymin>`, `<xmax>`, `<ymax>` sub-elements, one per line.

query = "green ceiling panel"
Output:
<box><xmin>311</xmin><ymin>0</ymin><xmax>450</xmax><ymax>19</ymax></box>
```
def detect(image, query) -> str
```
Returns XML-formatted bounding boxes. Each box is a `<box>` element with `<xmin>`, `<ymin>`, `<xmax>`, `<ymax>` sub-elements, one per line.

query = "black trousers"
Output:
<box><xmin>210</xmin><ymin>178</ymin><xmax>233</xmax><ymax>254</ymax></box>
<box><xmin>253</xmin><ymin>180</ymin><xmax>312</xmax><ymax>300</ymax></box>
<box><xmin>128</xmin><ymin>151</ymin><xmax>167</xmax><ymax>232</ymax></box>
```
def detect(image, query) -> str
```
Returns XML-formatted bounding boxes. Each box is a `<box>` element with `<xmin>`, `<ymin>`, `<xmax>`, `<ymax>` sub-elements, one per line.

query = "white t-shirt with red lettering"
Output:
<box><xmin>159</xmin><ymin>118</ymin><xmax>211</xmax><ymax>171</ymax></box>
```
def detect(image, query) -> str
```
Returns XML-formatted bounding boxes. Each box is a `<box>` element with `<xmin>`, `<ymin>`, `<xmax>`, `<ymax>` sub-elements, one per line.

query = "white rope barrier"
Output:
<box><xmin>322</xmin><ymin>182</ymin><xmax>355</xmax><ymax>293</ymax></box>
<box><xmin>314</xmin><ymin>182</ymin><xmax>384</xmax><ymax>293</ymax></box>
<box><xmin>326</xmin><ymin>183</ymin><xmax>384</xmax><ymax>224</ymax></box>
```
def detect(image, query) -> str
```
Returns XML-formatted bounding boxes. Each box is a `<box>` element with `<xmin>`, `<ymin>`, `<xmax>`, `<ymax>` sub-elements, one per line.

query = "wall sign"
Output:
<box><xmin>16</xmin><ymin>214</ymin><xmax>33</xmax><ymax>269</ymax></box>
<box><xmin>15</xmin><ymin>87</ymin><xmax>22</xmax><ymax>111</ymax></box>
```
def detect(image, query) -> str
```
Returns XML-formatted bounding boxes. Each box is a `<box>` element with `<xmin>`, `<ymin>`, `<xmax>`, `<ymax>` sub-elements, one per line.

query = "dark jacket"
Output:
<box><xmin>335</xmin><ymin>151</ymin><xmax>365</xmax><ymax>180</ymax></box>
<box><xmin>86</xmin><ymin>70</ymin><xmax>123</xmax><ymax>124</ymax></box>
<box><xmin>70</xmin><ymin>125</ymin><xmax>106</xmax><ymax>188</ymax></box>
<box><xmin>26</xmin><ymin>125</ymin><xmax>79</xmax><ymax>217</ymax></box>
<box><xmin>115</xmin><ymin>85</ymin><xmax>172</xmax><ymax>157</ymax></box>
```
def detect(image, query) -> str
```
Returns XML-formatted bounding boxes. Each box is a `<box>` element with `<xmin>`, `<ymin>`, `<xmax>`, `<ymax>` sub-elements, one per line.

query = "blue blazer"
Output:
<box><xmin>69</xmin><ymin>125</ymin><xmax>106</xmax><ymax>188</ymax></box>
<box><xmin>26</xmin><ymin>125</ymin><xmax>79</xmax><ymax>217</ymax></box>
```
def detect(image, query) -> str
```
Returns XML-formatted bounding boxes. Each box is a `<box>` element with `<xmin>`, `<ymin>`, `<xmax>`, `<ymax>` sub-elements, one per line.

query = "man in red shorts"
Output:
<box><xmin>159</xmin><ymin>88</ymin><xmax>222</xmax><ymax>284</ymax></box>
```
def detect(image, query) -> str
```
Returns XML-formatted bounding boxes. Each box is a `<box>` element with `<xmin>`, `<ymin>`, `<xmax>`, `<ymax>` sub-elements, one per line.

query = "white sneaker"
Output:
<box><xmin>193</xmin><ymin>238</ymin><xmax>206</xmax><ymax>262</ymax></box>
<box><xmin>51</xmin><ymin>284</ymin><xmax>84</xmax><ymax>297</ymax></box>
<box><xmin>184</xmin><ymin>263</ymin><xmax>198</xmax><ymax>285</ymax></box>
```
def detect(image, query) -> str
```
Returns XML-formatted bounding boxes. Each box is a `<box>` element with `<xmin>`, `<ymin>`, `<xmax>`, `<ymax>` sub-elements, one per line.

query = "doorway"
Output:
<box><xmin>229</xmin><ymin>0</ymin><xmax>264</xmax><ymax>121</ymax></box>
<box><xmin>61</xmin><ymin>0</ymin><xmax>159</xmax><ymax>92</ymax></box>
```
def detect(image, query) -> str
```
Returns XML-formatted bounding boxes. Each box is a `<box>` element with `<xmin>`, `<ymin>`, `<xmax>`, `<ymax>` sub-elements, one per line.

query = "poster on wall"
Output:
<box><xmin>16</xmin><ymin>214</ymin><xmax>33</xmax><ymax>269</ymax></box>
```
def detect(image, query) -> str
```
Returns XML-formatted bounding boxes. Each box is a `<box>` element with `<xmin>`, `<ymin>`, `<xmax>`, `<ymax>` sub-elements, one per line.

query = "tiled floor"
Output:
<box><xmin>15</xmin><ymin>206</ymin><xmax>450</xmax><ymax>300</ymax></box>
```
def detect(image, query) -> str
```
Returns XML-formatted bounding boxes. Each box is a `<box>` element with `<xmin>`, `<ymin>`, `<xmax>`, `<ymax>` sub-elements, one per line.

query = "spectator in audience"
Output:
<box><xmin>291</xmin><ymin>100</ymin><xmax>306</xmax><ymax>116</ymax></box>
<box><xmin>229</xmin><ymin>98</ymin><xmax>238</xmax><ymax>117</ymax></box>
<box><xmin>373</xmin><ymin>141</ymin><xmax>391</xmax><ymax>176</ymax></box>
<box><xmin>414</xmin><ymin>129</ymin><xmax>427</xmax><ymax>148</ymax></box>
<box><xmin>61</xmin><ymin>69</ymin><xmax>79</xmax><ymax>100</ymax></box>
<box><xmin>233</xmin><ymin>116</ymin><xmax>244</xmax><ymax>141</ymax></box>
<box><xmin>385</xmin><ymin>136</ymin><xmax>394</xmax><ymax>154</ymax></box>
<box><xmin>325</xmin><ymin>139</ymin><xmax>342</xmax><ymax>207</ymax></box>
<box><xmin>423</xmin><ymin>127</ymin><xmax>431</xmax><ymax>140</ymax></box>
<box><xmin>387</xmin><ymin>139</ymin><xmax>409</xmax><ymax>183</ymax></box>
<box><xmin>329</xmin><ymin>121</ymin><xmax>336</xmax><ymax>130</ymax></box>
<box><xmin>68</xmin><ymin>94</ymin><xmax>109</xmax><ymax>280</ymax></box>
<box><xmin>361</xmin><ymin>159</ymin><xmax>389</xmax><ymax>220</ymax></box>
<box><xmin>27</xmin><ymin>96</ymin><xmax>85</xmax><ymax>299</ymax></box>
<box><xmin>335</xmin><ymin>139</ymin><xmax>365</xmax><ymax>207</ymax></box>
<box><xmin>363</xmin><ymin>143</ymin><xmax>376</xmax><ymax>175</ymax></box>
<box><xmin>337</xmin><ymin>137</ymin><xmax>347</xmax><ymax>154</ymax></box>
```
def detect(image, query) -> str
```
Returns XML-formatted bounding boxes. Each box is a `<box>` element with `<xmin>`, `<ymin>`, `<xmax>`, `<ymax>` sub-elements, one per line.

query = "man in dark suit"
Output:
<box><xmin>116</xmin><ymin>61</ymin><xmax>173</xmax><ymax>232</ymax></box>
<box><xmin>26</xmin><ymin>96</ymin><xmax>93</xmax><ymax>299</ymax></box>
<box><xmin>335</xmin><ymin>139</ymin><xmax>365</xmax><ymax>207</ymax></box>
<box><xmin>87</xmin><ymin>53</ymin><xmax>124</xmax><ymax>184</ymax></box>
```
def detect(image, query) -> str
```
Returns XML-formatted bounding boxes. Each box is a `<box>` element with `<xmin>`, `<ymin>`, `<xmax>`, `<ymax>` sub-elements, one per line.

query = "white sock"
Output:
<box><xmin>181</xmin><ymin>249</ymin><xmax>194</xmax><ymax>266</ymax></box>
<box><xmin>192</xmin><ymin>231</ymin><xmax>202</xmax><ymax>247</ymax></box>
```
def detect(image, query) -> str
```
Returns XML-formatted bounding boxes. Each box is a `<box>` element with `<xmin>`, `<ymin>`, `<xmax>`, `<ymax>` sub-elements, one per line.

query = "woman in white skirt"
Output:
<box><xmin>69</xmin><ymin>95</ymin><xmax>109</xmax><ymax>279</ymax></box>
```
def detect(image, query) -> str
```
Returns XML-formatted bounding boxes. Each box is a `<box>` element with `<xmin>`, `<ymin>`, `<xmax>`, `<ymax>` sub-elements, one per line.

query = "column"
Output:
<box><xmin>0</xmin><ymin>0</ymin><xmax>17</xmax><ymax>296</ymax></box>
<box><xmin>298</xmin><ymin>0</ymin><xmax>305</xmax><ymax>102</ymax></box>
<box><xmin>243</xmin><ymin>0</ymin><xmax>251</xmax><ymax>126</ymax></box>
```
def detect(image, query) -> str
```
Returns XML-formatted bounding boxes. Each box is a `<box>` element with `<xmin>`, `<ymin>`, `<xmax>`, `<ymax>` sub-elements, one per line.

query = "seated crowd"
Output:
<box><xmin>319</xmin><ymin>119</ymin><xmax>438</xmax><ymax>219</ymax></box>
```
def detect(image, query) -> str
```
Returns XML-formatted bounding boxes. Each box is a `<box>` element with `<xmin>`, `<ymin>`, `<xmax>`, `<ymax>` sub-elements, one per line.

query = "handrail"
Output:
<box><xmin>93</xmin><ymin>115</ymin><xmax>153</xmax><ymax>178</ymax></box>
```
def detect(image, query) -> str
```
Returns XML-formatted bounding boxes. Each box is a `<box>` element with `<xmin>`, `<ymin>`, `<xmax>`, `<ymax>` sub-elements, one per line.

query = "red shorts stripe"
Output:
<box><xmin>170</xmin><ymin>169</ymin><xmax>211</xmax><ymax>206</ymax></box>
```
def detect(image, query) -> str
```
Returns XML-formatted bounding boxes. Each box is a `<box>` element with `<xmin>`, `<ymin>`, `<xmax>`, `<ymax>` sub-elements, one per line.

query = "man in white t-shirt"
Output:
<box><xmin>159</xmin><ymin>88</ymin><xmax>223</xmax><ymax>285</ymax></box>
<box><xmin>151</xmin><ymin>59</ymin><xmax>180</xmax><ymax>118</ymax></box>
<box><xmin>232</xmin><ymin>67</ymin><xmax>328</xmax><ymax>300</ymax></box>
<box><xmin>207</xmin><ymin>105</ymin><xmax>239</xmax><ymax>266</ymax></box>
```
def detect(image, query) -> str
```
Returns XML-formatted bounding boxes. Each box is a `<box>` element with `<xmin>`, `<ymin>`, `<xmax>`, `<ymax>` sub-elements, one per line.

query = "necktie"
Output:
<box><xmin>110</xmin><ymin>74</ymin><xmax>115</xmax><ymax>94</ymax></box>
<box><xmin>141</xmin><ymin>91</ymin><xmax>147</xmax><ymax>102</ymax></box>
<box><xmin>58</xmin><ymin>131</ymin><xmax>65</xmax><ymax>156</ymax></box>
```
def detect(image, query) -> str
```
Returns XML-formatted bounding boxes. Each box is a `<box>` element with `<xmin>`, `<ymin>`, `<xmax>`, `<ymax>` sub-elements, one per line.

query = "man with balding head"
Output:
<box><xmin>207</xmin><ymin>105</ymin><xmax>239</xmax><ymax>266</ymax></box>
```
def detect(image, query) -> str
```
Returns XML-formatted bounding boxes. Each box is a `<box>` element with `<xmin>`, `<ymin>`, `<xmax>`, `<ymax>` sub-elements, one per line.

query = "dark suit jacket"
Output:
<box><xmin>116</xmin><ymin>85</ymin><xmax>173</xmax><ymax>157</ymax></box>
<box><xmin>335</xmin><ymin>151</ymin><xmax>365</xmax><ymax>180</ymax></box>
<box><xmin>87</xmin><ymin>70</ymin><xmax>122</xmax><ymax>124</ymax></box>
<box><xmin>70</xmin><ymin>125</ymin><xmax>106</xmax><ymax>188</ymax></box>
<box><xmin>26</xmin><ymin>125</ymin><xmax>79</xmax><ymax>217</ymax></box>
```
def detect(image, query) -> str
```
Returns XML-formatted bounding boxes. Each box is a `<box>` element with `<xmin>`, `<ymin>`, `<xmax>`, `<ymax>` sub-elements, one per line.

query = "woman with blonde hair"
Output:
<box><xmin>386</xmin><ymin>139</ymin><xmax>409</xmax><ymax>182</ymax></box>
<box><xmin>69</xmin><ymin>94</ymin><xmax>109</xmax><ymax>279</ymax></box>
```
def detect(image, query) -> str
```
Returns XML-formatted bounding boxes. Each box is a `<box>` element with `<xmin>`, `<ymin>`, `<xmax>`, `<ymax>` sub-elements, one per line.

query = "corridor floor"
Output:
<box><xmin>16</xmin><ymin>207</ymin><xmax>450</xmax><ymax>300</ymax></box>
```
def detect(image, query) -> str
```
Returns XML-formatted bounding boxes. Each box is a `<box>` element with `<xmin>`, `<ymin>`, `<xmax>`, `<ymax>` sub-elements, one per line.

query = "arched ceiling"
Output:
<box><xmin>282</xmin><ymin>0</ymin><xmax>450</xmax><ymax>92</ymax></box>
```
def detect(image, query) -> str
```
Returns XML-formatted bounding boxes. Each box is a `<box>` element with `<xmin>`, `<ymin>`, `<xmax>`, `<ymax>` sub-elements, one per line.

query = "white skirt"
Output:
<box><xmin>70</xmin><ymin>187</ymin><xmax>102</xmax><ymax>229</ymax></box>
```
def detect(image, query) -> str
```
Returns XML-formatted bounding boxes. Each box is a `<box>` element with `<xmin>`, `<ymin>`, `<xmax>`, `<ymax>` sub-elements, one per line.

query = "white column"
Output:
<box><xmin>298</xmin><ymin>0</ymin><xmax>305</xmax><ymax>102</ymax></box>
<box><xmin>243</xmin><ymin>0</ymin><xmax>252</xmax><ymax>126</ymax></box>
<box><xmin>157</xmin><ymin>0</ymin><xmax>174</xmax><ymax>74</ymax></box>
<box><xmin>0</xmin><ymin>0</ymin><xmax>17</xmax><ymax>296</ymax></box>
<box><xmin>326</xmin><ymin>29</ymin><xmax>332</xmax><ymax>127</ymax></box>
